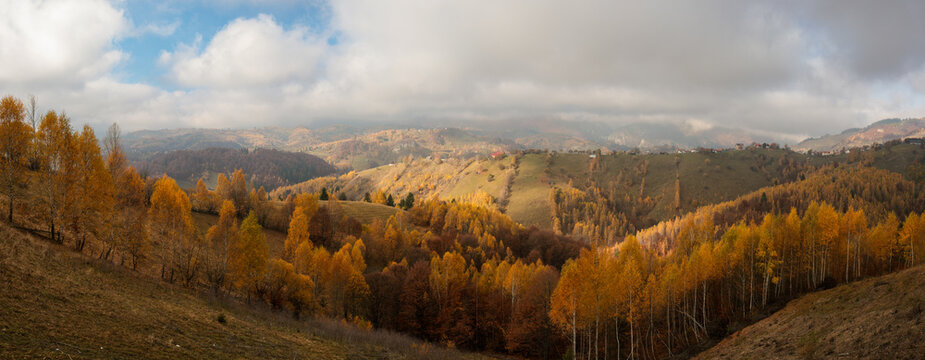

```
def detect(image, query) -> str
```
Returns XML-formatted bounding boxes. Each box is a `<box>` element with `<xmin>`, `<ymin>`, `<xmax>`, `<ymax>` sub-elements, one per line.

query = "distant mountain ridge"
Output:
<box><xmin>136</xmin><ymin>147</ymin><xmax>337</xmax><ymax>191</ymax></box>
<box><xmin>122</xmin><ymin>122</ymin><xmax>796</xmax><ymax>166</ymax></box>
<box><xmin>795</xmin><ymin>118</ymin><xmax>925</xmax><ymax>152</ymax></box>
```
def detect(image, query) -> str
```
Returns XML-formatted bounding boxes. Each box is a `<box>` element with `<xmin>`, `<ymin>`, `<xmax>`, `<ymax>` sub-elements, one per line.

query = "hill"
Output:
<box><xmin>795</xmin><ymin>118</ymin><xmax>925</xmax><ymax>152</ymax></box>
<box><xmin>696</xmin><ymin>265</ymin><xmax>925</xmax><ymax>359</ymax></box>
<box><xmin>0</xmin><ymin>222</ymin><xmax>476</xmax><ymax>359</ymax></box>
<box><xmin>274</xmin><ymin>148</ymin><xmax>815</xmax><ymax>237</ymax></box>
<box><xmin>305</xmin><ymin>128</ymin><xmax>519</xmax><ymax>170</ymax></box>
<box><xmin>136</xmin><ymin>147</ymin><xmax>337</xmax><ymax>191</ymax></box>
<box><xmin>123</xmin><ymin>126</ymin><xmax>519</xmax><ymax>172</ymax></box>
<box><xmin>121</xmin><ymin>125</ymin><xmax>366</xmax><ymax>156</ymax></box>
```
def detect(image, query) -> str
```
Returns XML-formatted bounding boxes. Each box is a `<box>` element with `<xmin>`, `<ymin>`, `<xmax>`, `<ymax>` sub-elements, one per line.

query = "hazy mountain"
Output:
<box><xmin>795</xmin><ymin>118</ymin><xmax>925</xmax><ymax>152</ymax></box>
<box><xmin>607</xmin><ymin>122</ymin><xmax>779</xmax><ymax>150</ymax></box>
<box><xmin>136</xmin><ymin>147</ymin><xmax>337</xmax><ymax>191</ymax></box>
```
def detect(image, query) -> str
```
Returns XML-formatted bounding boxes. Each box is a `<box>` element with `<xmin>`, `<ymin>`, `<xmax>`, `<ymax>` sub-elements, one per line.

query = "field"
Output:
<box><xmin>505</xmin><ymin>154</ymin><xmax>554</xmax><ymax>228</ymax></box>
<box><xmin>329</xmin><ymin>201</ymin><xmax>403</xmax><ymax>224</ymax></box>
<box><xmin>0</xmin><ymin>223</ymin><xmax>483</xmax><ymax>359</ymax></box>
<box><xmin>696</xmin><ymin>265</ymin><xmax>925</xmax><ymax>359</ymax></box>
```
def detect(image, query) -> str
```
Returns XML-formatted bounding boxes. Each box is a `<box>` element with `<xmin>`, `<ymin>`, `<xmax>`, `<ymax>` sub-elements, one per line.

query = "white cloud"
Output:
<box><xmin>162</xmin><ymin>14</ymin><xmax>327</xmax><ymax>88</ymax></box>
<box><xmin>0</xmin><ymin>0</ymin><xmax>128</xmax><ymax>85</ymax></box>
<box><xmin>4</xmin><ymin>0</ymin><xmax>925</xmax><ymax>141</ymax></box>
<box><xmin>133</xmin><ymin>20</ymin><xmax>181</xmax><ymax>37</ymax></box>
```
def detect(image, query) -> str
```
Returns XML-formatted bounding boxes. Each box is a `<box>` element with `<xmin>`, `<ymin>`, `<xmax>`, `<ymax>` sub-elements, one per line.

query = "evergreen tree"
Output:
<box><xmin>398</xmin><ymin>192</ymin><xmax>415</xmax><ymax>210</ymax></box>
<box><xmin>320</xmin><ymin>187</ymin><xmax>329</xmax><ymax>200</ymax></box>
<box><xmin>386</xmin><ymin>194</ymin><xmax>395</xmax><ymax>207</ymax></box>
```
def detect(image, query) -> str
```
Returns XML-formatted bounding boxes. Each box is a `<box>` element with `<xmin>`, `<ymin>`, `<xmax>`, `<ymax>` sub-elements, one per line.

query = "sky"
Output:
<box><xmin>3</xmin><ymin>0</ymin><xmax>925</xmax><ymax>142</ymax></box>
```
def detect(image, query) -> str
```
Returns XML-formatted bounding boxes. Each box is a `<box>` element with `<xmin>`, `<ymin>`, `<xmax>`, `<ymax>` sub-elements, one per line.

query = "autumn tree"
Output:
<box><xmin>192</xmin><ymin>178</ymin><xmax>221</xmax><ymax>213</ymax></box>
<box><xmin>0</xmin><ymin>96</ymin><xmax>33</xmax><ymax>223</ymax></box>
<box><xmin>36</xmin><ymin>110</ymin><xmax>74</xmax><ymax>243</ymax></box>
<box><xmin>229</xmin><ymin>169</ymin><xmax>249</xmax><ymax>216</ymax></box>
<box><xmin>115</xmin><ymin>166</ymin><xmax>148</xmax><ymax>269</ymax></box>
<box><xmin>69</xmin><ymin>125</ymin><xmax>113</xmax><ymax>252</ymax></box>
<box><xmin>148</xmin><ymin>175</ymin><xmax>199</xmax><ymax>284</ymax></box>
<box><xmin>283</xmin><ymin>205</ymin><xmax>312</xmax><ymax>262</ymax></box>
<box><xmin>230</xmin><ymin>211</ymin><xmax>268</xmax><ymax>300</ymax></box>
<box><xmin>204</xmin><ymin>200</ymin><xmax>239</xmax><ymax>293</ymax></box>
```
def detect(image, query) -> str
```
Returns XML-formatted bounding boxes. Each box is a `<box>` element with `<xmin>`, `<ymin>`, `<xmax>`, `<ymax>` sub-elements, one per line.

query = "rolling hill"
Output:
<box><xmin>795</xmin><ymin>118</ymin><xmax>925</xmax><ymax>153</ymax></box>
<box><xmin>696</xmin><ymin>265</ymin><xmax>925</xmax><ymax>359</ymax></box>
<box><xmin>273</xmin><ymin>147</ymin><xmax>814</xmax><ymax>233</ymax></box>
<box><xmin>136</xmin><ymin>147</ymin><xmax>337</xmax><ymax>191</ymax></box>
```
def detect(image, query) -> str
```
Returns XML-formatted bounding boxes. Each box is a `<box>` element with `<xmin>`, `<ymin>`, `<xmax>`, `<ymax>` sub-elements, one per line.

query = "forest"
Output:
<box><xmin>137</xmin><ymin>146</ymin><xmax>337</xmax><ymax>191</ymax></box>
<box><xmin>2</xmin><ymin>94</ymin><xmax>925</xmax><ymax>359</ymax></box>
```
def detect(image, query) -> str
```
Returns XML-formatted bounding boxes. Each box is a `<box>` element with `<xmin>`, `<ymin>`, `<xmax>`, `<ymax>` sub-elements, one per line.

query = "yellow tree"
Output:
<box><xmin>36</xmin><ymin>110</ymin><xmax>75</xmax><ymax>243</ymax></box>
<box><xmin>192</xmin><ymin>178</ymin><xmax>221</xmax><ymax>213</ymax></box>
<box><xmin>841</xmin><ymin>208</ymin><xmax>867</xmax><ymax>281</ymax></box>
<box><xmin>148</xmin><ymin>175</ymin><xmax>197</xmax><ymax>283</ymax></box>
<box><xmin>230</xmin><ymin>211</ymin><xmax>268</xmax><ymax>299</ymax></box>
<box><xmin>261</xmin><ymin>258</ymin><xmax>315</xmax><ymax>318</ymax></box>
<box><xmin>283</xmin><ymin>205</ymin><xmax>312</xmax><ymax>262</ymax></box>
<box><xmin>814</xmin><ymin>202</ymin><xmax>840</xmax><ymax>283</ymax></box>
<box><xmin>899</xmin><ymin>212</ymin><xmax>925</xmax><ymax>268</ymax></box>
<box><xmin>204</xmin><ymin>200</ymin><xmax>239</xmax><ymax>292</ymax></box>
<box><xmin>325</xmin><ymin>243</ymin><xmax>370</xmax><ymax>318</ymax></box>
<box><xmin>216</xmin><ymin>173</ymin><xmax>231</xmax><ymax>201</ymax></box>
<box><xmin>0</xmin><ymin>96</ymin><xmax>33</xmax><ymax>223</ymax></box>
<box><xmin>757</xmin><ymin>214</ymin><xmax>781</xmax><ymax>308</ymax></box>
<box><xmin>229</xmin><ymin>169</ymin><xmax>248</xmax><ymax>216</ymax></box>
<box><xmin>116</xmin><ymin>166</ymin><xmax>148</xmax><ymax>270</ymax></box>
<box><xmin>550</xmin><ymin>259</ymin><xmax>582</xmax><ymax>358</ymax></box>
<box><xmin>294</xmin><ymin>193</ymin><xmax>320</xmax><ymax>221</ymax></box>
<box><xmin>69</xmin><ymin>125</ymin><xmax>113</xmax><ymax>252</ymax></box>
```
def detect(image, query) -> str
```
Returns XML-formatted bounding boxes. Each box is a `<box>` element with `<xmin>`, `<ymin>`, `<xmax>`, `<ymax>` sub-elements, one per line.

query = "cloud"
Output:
<box><xmin>162</xmin><ymin>14</ymin><xmax>328</xmax><ymax>88</ymax></box>
<box><xmin>0</xmin><ymin>0</ymin><xmax>127</xmax><ymax>85</ymax></box>
<box><xmin>4</xmin><ymin>0</ymin><xmax>925</xmax><ymax>142</ymax></box>
<box><xmin>132</xmin><ymin>20</ymin><xmax>181</xmax><ymax>37</ymax></box>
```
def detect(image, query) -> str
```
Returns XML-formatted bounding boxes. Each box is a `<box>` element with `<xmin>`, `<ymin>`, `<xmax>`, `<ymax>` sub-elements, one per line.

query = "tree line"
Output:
<box><xmin>4</xmin><ymin>94</ymin><xmax>924</xmax><ymax>359</ymax></box>
<box><xmin>551</xmin><ymin>201</ymin><xmax>925</xmax><ymax>359</ymax></box>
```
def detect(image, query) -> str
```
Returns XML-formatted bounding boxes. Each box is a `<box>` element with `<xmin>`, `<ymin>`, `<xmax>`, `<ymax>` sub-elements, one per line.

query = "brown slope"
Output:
<box><xmin>0</xmin><ymin>222</ymin><xmax>482</xmax><ymax>359</ymax></box>
<box><xmin>695</xmin><ymin>265</ymin><xmax>925</xmax><ymax>360</ymax></box>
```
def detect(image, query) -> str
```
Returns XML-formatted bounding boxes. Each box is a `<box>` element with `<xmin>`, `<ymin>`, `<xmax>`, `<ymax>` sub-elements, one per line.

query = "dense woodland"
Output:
<box><xmin>3</xmin><ymin>95</ymin><xmax>925</xmax><ymax>359</ymax></box>
<box><xmin>138</xmin><ymin>147</ymin><xmax>337</xmax><ymax>191</ymax></box>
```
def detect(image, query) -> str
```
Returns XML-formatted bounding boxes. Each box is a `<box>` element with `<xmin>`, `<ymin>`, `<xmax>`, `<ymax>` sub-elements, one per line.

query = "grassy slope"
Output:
<box><xmin>696</xmin><ymin>265</ymin><xmax>925</xmax><ymax>360</ymax></box>
<box><xmin>0</xmin><ymin>224</ymin><xmax>401</xmax><ymax>359</ymax></box>
<box><xmin>329</xmin><ymin>201</ymin><xmax>402</xmax><ymax>224</ymax></box>
<box><xmin>505</xmin><ymin>154</ymin><xmax>553</xmax><ymax>228</ymax></box>
<box><xmin>274</xmin><ymin>149</ymin><xmax>806</xmax><ymax>231</ymax></box>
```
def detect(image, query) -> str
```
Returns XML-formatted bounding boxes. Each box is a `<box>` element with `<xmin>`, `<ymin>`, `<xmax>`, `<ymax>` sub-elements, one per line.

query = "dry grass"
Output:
<box><xmin>329</xmin><ymin>201</ymin><xmax>402</xmax><ymax>224</ymax></box>
<box><xmin>696</xmin><ymin>265</ymin><xmax>925</xmax><ymax>359</ymax></box>
<box><xmin>0</xmin><ymin>222</ymin><xmax>488</xmax><ymax>359</ymax></box>
<box><xmin>505</xmin><ymin>154</ymin><xmax>554</xmax><ymax>228</ymax></box>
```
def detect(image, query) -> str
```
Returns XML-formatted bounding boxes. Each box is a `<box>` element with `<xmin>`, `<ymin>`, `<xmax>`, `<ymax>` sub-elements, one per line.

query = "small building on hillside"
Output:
<box><xmin>735</xmin><ymin>143</ymin><xmax>745</xmax><ymax>150</ymax></box>
<box><xmin>904</xmin><ymin>137</ymin><xmax>924</xmax><ymax>145</ymax></box>
<box><xmin>490</xmin><ymin>151</ymin><xmax>506</xmax><ymax>160</ymax></box>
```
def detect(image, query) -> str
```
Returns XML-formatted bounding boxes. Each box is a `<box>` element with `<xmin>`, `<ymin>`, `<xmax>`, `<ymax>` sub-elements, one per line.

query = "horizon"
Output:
<box><xmin>4</xmin><ymin>1</ymin><xmax>925</xmax><ymax>142</ymax></box>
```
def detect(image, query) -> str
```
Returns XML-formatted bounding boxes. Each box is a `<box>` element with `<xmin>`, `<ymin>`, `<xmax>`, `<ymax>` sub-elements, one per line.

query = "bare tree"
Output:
<box><xmin>104</xmin><ymin>123</ymin><xmax>121</xmax><ymax>156</ymax></box>
<box><xmin>28</xmin><ymin>95</ymin><xmax>36</xmax><ymax>130</ymax></box>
